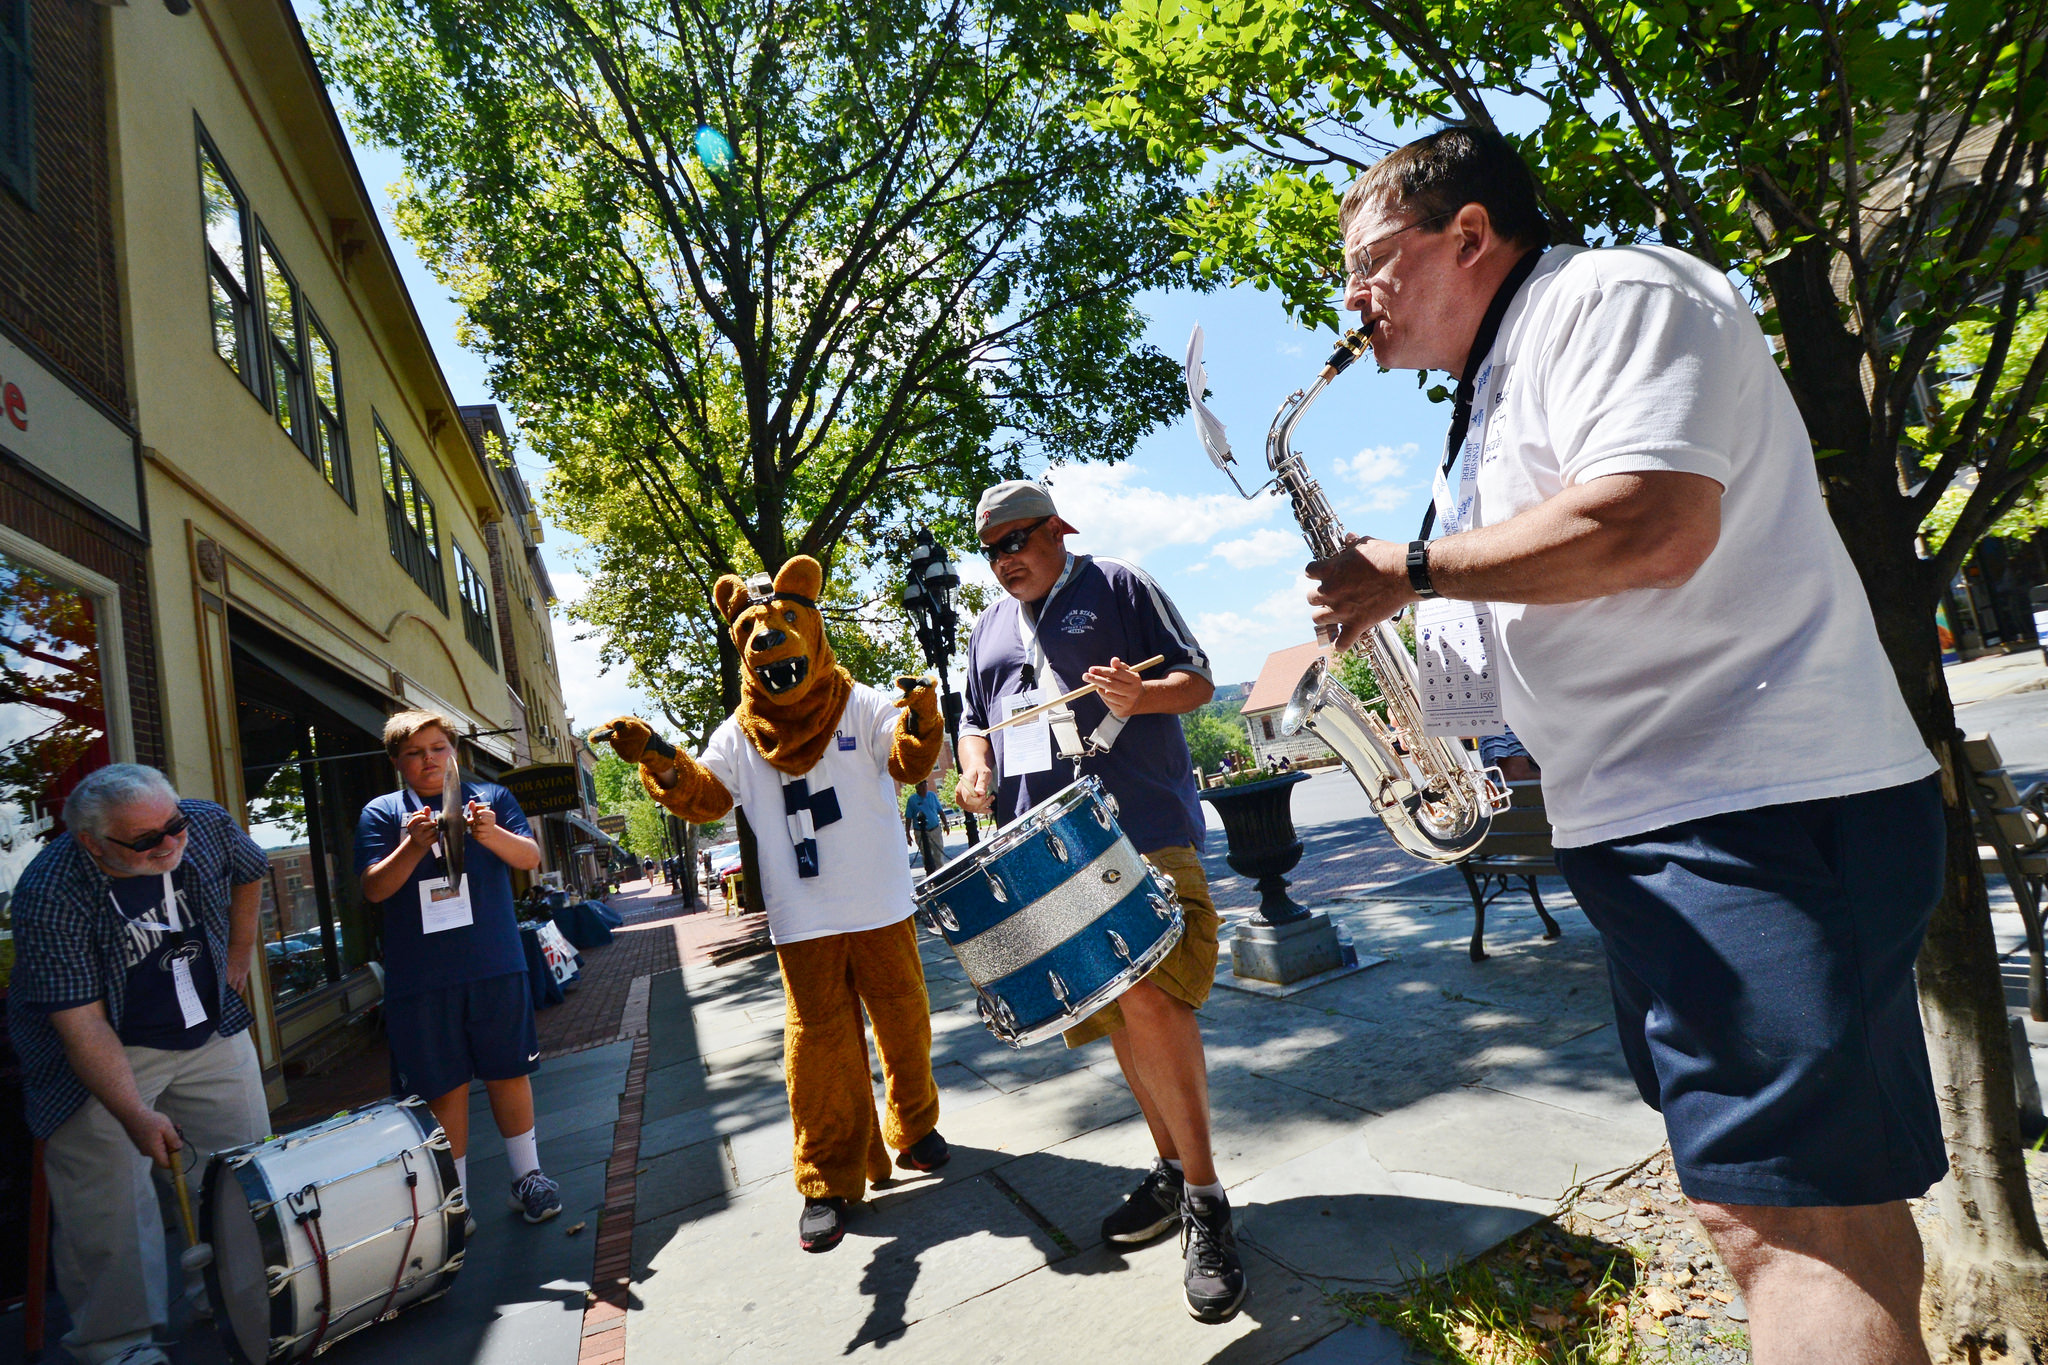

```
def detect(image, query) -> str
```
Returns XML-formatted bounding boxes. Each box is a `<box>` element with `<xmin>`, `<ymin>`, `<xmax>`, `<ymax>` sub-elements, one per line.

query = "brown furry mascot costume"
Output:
<box><xmin>599</xmin><ymin>555</ymin><xmax>948</xmax><ymax>1253</ymax></box>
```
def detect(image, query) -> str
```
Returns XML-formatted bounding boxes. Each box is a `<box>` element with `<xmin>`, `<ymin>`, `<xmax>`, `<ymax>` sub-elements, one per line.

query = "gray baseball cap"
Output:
<box><xmin>975</xmin><ymin>480</ymin><xmax>1067</xmax><ymax>538</ymax></box>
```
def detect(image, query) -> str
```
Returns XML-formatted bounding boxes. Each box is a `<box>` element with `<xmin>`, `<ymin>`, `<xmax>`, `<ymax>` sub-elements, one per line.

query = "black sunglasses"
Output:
<box><xmin>104</xmin><ymin>813</ymin><xmax>190</xmax><ymax>853</ymax></box>
<box><xmin>980</xmin><ymin>516</ymin><xmax>1053</xmax><ymax>563</ymax></box>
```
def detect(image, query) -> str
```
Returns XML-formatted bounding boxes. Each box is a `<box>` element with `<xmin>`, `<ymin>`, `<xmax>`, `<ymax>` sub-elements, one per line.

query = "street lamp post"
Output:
<box><xmin>903</xmin><ymin>529</ymin><xmax>980</xmax><ymax>848</ymax></box>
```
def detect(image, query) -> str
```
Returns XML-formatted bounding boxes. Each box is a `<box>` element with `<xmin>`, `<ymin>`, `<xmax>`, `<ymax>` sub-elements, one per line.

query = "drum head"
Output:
<box><xmin>204</xmin><ymin>1155</ymin><xmax>284</xmax><ymax>1365</ymax></box>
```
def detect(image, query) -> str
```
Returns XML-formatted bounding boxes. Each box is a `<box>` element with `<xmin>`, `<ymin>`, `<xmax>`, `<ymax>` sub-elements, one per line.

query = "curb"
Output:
<box><xmin>578</xmin><ymin>974</ymin><xmax>654</xmax><ymax>1365</ymax></box>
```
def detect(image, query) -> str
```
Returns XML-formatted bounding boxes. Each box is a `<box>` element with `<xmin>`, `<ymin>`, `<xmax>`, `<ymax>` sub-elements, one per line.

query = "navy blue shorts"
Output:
<box><xmin>384</xmin><ymin>971</ymin><xmax>540</xmax><ymax>1101</ymax></box>
<box><xmin>1556</xmin><ymin>775</ymin><xmax>1946</xmax><ymax>1207</ymax></box>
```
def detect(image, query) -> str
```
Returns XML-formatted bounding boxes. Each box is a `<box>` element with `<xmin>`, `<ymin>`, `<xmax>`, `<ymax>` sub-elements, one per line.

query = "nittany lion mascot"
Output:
<box><xmin>599</xmin><ymin>555</ymin><xmax>948</xmax><ymax>1253</ymax></box>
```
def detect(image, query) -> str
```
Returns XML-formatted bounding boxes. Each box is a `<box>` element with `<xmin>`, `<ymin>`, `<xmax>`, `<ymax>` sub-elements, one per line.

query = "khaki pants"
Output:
<box><xmin>1062</xmin><ymin>844</ymin><xmax>1221</xmax><ymax>1048</ymax></box>
<box><xmin>775</xmin><ymin>917</ymin><xmax>940</xmax><ymax>1201</ymax></box>
<box><xmin>44</xmin><ymin>1029</ymin><xmax>269</xmax><ymax>1363</ymax></box>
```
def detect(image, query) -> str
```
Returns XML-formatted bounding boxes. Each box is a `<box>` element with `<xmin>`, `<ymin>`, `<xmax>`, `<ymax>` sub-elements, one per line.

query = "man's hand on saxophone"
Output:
<box><xmin>1305</xmin><ymin>534</ymin><xmax>1419</xmax><ymax>656</ymax></box>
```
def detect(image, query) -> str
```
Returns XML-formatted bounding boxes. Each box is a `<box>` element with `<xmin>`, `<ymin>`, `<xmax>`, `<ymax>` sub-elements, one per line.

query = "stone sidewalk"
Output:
<box><xmin>618</xmin><ymin>841</ymin><xmax>1666</xmax><ymax>1364</ymax></box>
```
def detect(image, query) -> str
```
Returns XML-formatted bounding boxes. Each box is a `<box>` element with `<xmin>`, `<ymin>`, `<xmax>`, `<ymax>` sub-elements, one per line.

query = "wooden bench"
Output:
<box><xmin>1964</xmin><ymin>733</ymin><xmax>2048</xmax><ymax>1021</ymax></box>
<box><xmin>1456</xmin><ymin>779</ymin><xmax>1563</xmax><ymax>962</ymax></box>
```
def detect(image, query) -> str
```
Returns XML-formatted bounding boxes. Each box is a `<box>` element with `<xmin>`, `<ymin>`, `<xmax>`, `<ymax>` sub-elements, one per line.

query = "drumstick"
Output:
<box><xmin>986</xmin><ymin>655</ymin><xmax>1169</xmax><ymax>733</ymax></box>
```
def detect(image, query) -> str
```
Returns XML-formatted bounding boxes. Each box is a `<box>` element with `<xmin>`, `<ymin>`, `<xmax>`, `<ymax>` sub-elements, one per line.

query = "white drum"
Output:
<box><xmin>202</xmin><ymin>1096</ymin><xmax>467</xmax><ymax>1364</ymax></box>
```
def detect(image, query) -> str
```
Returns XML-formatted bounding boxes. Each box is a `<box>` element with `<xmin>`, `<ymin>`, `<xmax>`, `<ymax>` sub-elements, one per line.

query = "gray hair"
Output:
<box><xmin>62</xmin><ymin>764</ymin><xmax>180</xmax><ymax>838</ymax></box>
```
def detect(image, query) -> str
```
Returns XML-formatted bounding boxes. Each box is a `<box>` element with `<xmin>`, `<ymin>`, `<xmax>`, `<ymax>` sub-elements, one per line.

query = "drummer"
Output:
<box><xmin>955</xmin><ymin>480</ymin><xmax>1244</xmax><ymax>1324</ymax></box>
<box><xmin>356</xmin><ymin>711</ymin><xmax>562</xmax><ymax>1226</ymax></box>
<box><xmin>7</xmin><ymin>764</ymin><xmax>271</xmax><ymax>1365</ymax></box>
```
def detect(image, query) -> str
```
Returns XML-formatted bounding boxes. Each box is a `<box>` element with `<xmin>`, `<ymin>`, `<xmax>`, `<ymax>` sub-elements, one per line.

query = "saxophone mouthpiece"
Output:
<box><xmin>1320</xmin><ymin>325</ymin><xmax>1374</xmax><ymax>379</ymax></box>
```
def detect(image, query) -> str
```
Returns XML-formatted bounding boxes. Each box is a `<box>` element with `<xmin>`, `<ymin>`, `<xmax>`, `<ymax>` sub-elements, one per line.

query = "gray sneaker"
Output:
<box><xmin>509</xmin><ymin>1169</ymin><xmax>562</xmax><ymax>1224</ymax></box>
<box><xmin>1181</xmin><ymin>1190</ymin><xmax>1247</xmax><ymax>1323</ymax></box>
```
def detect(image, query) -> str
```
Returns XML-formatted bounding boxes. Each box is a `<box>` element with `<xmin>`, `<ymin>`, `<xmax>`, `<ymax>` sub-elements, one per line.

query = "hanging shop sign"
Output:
<box><xmin>498</xmin><ymin>762</ymin><xmax>582</xmax><ymax>815</ymax></box>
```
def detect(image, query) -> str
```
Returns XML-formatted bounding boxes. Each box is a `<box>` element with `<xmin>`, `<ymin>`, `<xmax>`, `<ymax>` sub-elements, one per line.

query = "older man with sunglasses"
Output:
<box><xmin>7</xmin><ymin>764</ymin><xmax>270</xmax><ymax>1365</ymax></box>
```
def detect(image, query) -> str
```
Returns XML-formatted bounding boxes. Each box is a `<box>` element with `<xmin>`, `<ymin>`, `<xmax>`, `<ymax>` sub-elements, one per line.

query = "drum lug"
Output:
<box><xmin>1108</xmin><ymin>929</ymin><xmax>1131</xmax><ymax>964</ymax></box>
<box><xmin>1092</xmin><ymin>795</ymin><xmax>1115</xmax><ymax>829</ymax></box>
<box><xmin>1045</xmin><ymin>829</ymin><xmax>1068</xmax><ymax>863</ymax></box>
<box><xmin>978</xmin><ymin>991</ymin><xmax>1020</xmax><ymax>1041</ymax></box>
<box><xmin>983</xmin><ymin>868</ymin><xmax>1008</xmax><ymax>903</ymax></box>
<box><xmin>1048</xmin><ymin>969</ymin><xmax>1074</xmax><ymax>1014</ymax></box>
<box><xmin>937</xmin><ymin>902</ymin><xmax>958</xmax><ymax>933</ymax></box>
<box><xmin>1149</xmin><ymin>893</ymin><xmax>1173</xmax><ymax>921</ymax></box>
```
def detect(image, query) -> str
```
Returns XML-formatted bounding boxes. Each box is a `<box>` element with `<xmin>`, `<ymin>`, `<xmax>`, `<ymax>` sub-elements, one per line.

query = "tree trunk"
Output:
<box><xmin>1764</xmin><ymin>240</ymin><xmax>2048</xmax><ymax>1357</ymax></box>
<box><xmin>1870</xmin><ymin>572</ymin><xmax>2048</xmax><ymax>1361</ymax></box>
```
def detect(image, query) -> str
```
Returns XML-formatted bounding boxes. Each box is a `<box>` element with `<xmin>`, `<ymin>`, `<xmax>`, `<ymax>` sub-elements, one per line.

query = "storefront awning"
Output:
<box><xmin>230</xmin><ymin>631</ymin><xmax>393</xmax><ymax>741</ymax></box>
<box><xmin>564</xmin><ymin>812</ymin><xmax>623</xmax><ymax>853</ymax></box>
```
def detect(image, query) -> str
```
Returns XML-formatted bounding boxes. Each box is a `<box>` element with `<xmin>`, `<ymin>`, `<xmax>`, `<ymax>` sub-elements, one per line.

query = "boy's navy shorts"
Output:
<box><xmin>1556</xmin><ymin>775</ymin><xmax>1947</xmax><ymax>1207</ymax></box>
<box><xmin>385</xmin><ymin>971</ymin><xmax>540</xmax><ymax>1101</ymax></box>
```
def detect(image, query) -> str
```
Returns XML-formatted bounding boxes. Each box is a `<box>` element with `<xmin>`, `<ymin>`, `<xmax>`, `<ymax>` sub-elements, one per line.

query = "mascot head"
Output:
<box><xmin>711</xmin><ymin>556</ymin><xmax>854</xmax><ymax>774</ymax></box>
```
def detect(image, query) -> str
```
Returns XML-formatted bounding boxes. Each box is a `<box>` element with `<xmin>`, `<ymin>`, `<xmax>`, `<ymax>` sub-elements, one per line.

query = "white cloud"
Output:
<box><xmin>1191</xmin><ymin>575</ymin><xmax>1320</xmax><ymax>683</ymax></box>
<box><xmin>1210</xmin><ymin>528</ymin><xmax>1301</xmax><ymax>571</ymax></box>
<box><xmin>1343</xmin><ymin>485</ymin><xmax>1421</xmax><ymax>516</ymax></box>
<box><xmin>1337</xmin><ymin>443</ymin><xmax>1418</xmax><ymax>486</ymax></box>
<box><xmin>1042</xmin><ymin>462</ymin><xmax>1277</xmax><ymax>566</ymax></box>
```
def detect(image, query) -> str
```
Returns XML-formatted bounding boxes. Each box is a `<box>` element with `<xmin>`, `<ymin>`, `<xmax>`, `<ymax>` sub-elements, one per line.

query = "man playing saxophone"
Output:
<box><xmin>1307</xmin><ymin>127</ymin><xmax>1940</xmax><ymax>1365</ymax></box>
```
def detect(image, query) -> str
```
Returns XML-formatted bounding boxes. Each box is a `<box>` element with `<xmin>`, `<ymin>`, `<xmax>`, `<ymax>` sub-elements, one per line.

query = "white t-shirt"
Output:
<box><xmin>1463</xmin><ymin>244</ymin><xmax>1934</xmax><ymax>848</ymax></box>
<box><xmin>698</xmin><ymin>682</ymin><xmax>917</xmax><ymax>944</ymax></box>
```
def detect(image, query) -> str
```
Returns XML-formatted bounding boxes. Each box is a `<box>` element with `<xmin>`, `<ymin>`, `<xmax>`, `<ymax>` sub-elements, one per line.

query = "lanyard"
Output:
<box><xmin>107</xmin><ymin>871</ymin><xmax>180</xmax><ymax>933</ymax></box>
<box><xmin>1015</xmin><ymin>553</ymin><xmax>1081</xmax><ymax>693</ymax></box>
<box><xmin>1418</xmin><ymin>249</ymin><xmax>1545</xmax><ymax>540</ymax></box>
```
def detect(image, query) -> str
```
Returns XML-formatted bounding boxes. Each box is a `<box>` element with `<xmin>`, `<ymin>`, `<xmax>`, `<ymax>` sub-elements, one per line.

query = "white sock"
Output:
<box><xmin>1186</xmin><ymin>1180</ymin><xmax>1225</xmax><ymax>1202</ymax></box>
<box><xmin>505</xmin><ymin>1128</ymin><xmax>540</xmax><ymax>1179</ymax></box>
<box><xmin>1164</xmin><ymin>1158</ymin><xmax>1184</xmax><ymax>1174</ymax></box>
<box><xmin>455</xmin><ymin>1154</ymin><xmax>468</xmax><ymax>1190</ymax></box>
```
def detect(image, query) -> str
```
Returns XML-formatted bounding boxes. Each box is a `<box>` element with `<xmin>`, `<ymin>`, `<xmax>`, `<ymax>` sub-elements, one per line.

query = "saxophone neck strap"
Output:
<box><xmin>1418</xmin><ymin>247</ymin><xmax>1545</xmax><ymax>541</ymax></box>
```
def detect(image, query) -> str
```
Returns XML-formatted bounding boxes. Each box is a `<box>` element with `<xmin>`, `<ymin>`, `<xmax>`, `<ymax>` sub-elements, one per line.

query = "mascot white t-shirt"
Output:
<box><xmin>699</xmin><ymin>682</ymin><xmax>919</xmax><ymax>944</ymax></box>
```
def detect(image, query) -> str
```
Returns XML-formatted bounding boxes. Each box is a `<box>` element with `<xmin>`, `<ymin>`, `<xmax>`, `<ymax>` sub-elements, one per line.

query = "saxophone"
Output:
<box><xmin>1190</xmin><ymin>325</ymin><xmax>1507</xmax><ymax>861</ymax></box>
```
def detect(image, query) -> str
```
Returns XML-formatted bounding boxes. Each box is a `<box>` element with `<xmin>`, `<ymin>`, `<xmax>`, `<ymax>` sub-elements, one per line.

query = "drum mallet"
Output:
<box><xmin>168</xmin><ymin>1142</ymin><xmax>213</xmax><ymax>1274</ymax></box>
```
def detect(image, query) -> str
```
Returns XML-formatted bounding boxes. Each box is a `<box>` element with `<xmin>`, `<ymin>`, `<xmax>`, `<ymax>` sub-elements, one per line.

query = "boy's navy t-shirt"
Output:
<box><xmin>353</xmin><ymin>780</ymin><xmax>532</xmax><ymax>1000</ymax></box>
<box><xmin>106</xmin><ymin>868</ymin><xmax>219</xmax><ymax>1051</ymax></box>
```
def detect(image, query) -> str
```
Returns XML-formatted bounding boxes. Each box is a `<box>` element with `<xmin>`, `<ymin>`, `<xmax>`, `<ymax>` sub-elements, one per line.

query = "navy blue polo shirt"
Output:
<box><xmin>353</xmin><ymin>781</ymin><xmax>531</xmax><ymax>1000</ymax></box>
<box><xmin>963</xmin><ymin>553</ymin><xmax>1210</xmax><ymax>854</ymax></box>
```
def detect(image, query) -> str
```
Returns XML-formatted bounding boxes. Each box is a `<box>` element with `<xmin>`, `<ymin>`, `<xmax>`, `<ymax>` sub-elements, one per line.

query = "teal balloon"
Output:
<box><xmin>694</xmin><ymin>125</ymin><xmax>734</xmax><ymax>172</ymax></box>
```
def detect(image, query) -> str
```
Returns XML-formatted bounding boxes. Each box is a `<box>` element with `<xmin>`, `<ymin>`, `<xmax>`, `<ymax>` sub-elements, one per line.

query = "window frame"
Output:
<box><xmin>304</xmin><ymin>307</ymin><xmax>353</xmax><ymax>506</ymax></box>
<box><xmin>375</xmin><ymin>416</ymin><xmax>447</xmax><ymax>614</ymax></box>
<box><xmin>196</xmin><ymin>123</ymin><xmax>260</xmax><ymax>399</ymax></box>
<box><xmin>455</xmin><ymin>544</ymin><xmax>498</xmax><ymax>668</ymax></box>
<box><xmin>257</xmin><ymin>228</ymin><xmax>311</xmax><ymax>451</ymax></box>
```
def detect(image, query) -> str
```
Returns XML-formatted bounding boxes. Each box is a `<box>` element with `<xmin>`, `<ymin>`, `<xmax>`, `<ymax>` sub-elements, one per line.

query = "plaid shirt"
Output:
<box><xmin>7</xmin><ymin>799</ymin><xmax>266</xmax><ymax>1138</ymax></box>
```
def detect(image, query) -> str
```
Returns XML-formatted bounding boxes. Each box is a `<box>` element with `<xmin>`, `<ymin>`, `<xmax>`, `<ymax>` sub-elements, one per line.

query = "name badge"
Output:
<box><xmin>1414</xmin><ymin>597</ymin><xmax>1507</xmax><ymax>738</ymax></box>
<box><xmin>837</xmin><ymin>733</ymin><xmax>856</xmax><ymax>751</ymax></box>
<box><xmin>1000</xmin><ymin>689</ymin><xmax>1054</xmax><ymax>775</ymax></box>
<box><xmin>419</xmin><ymin>873</ymin><xmax>475</xmax><ymax>934</ymax></box>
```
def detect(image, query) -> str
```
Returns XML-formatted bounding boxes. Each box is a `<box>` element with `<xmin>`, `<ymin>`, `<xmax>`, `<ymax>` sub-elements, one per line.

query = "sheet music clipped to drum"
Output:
<box><xmin>1414</xmin><ymin>597</ymin><xmax>1507</xmax><ymax>738</ymax></box>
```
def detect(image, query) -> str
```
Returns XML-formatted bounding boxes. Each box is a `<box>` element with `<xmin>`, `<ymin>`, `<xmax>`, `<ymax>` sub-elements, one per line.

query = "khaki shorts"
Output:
<box><xmin>1063</xmin><ymin>843</ymin><xmax>1219</xmax><ymax>1048</ymax></box>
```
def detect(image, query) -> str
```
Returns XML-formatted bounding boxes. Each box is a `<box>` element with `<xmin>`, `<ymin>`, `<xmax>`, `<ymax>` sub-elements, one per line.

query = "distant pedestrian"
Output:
<box><xmin>904</xmin><ymin>778</ymin><xmax>947</xmax><ymax>875</ymax></box>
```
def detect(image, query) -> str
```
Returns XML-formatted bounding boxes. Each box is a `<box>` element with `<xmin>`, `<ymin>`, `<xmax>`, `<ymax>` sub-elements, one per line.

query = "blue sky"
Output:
<box><xmin>324</xmin><ymin>96</ymin><xmax>1462</xmax><ymax>723</ymax></box>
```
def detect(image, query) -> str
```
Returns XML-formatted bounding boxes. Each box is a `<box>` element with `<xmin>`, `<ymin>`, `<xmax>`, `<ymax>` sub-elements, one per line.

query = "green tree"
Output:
<box><xmin>1181</xmin><ymin>709</ymin><xmax>1252</xmax><ymax>771</ymax></box>
<box><xmin>313</xmin><ymin>0</ymin><xmax>1199</xmax><ymax>724</ymax></box>
<box><xmin>1074</xmin><ymin>0</ymin><xmax>2048</xmax><ymax>1348</ymax></box>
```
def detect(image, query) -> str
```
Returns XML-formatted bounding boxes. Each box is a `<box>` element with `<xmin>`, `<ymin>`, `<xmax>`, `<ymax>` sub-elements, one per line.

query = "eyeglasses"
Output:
<box><xmin>103</xmin><ymin>813</ymin><xmax>189</xmax><ymax>853</ymax></box>
<box><xmin>1341</xmin><ymin>211</ymin><xmax>1455</xmax><ymax>288</ymax></box>
<box><xmin>979</xmin><ymin>516</ymin><xmax>1053</xmax><ymax>563</ymax></box>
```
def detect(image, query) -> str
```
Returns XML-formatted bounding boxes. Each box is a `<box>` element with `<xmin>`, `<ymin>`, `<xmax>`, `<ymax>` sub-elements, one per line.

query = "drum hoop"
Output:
<box><xmin>202</xmin><ymin>1138</ymin><xmax>295</xmax><ymax>1365</ymax></box>
<box><xmin>979</xmin><ymin>776</ymin><xmax>1103</xmax><ymax>864</ymax></box>
<box><xmin>996</xmin><ymin>904</ymin><xmax>1185</xmax><ymax>1048</ymax></box>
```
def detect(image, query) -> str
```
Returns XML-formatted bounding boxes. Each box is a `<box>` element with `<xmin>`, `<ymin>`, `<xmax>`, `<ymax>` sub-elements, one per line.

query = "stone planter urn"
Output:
<box><xmin>1199</xmin><ymin>770</ymin><xmax>1346</xmax><ymax>984</ymax></box>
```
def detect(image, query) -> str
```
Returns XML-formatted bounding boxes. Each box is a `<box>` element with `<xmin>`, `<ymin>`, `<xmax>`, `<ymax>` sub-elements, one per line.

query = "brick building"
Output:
<box><xmin>0</xmin><ymin>0</ymin><xmax>156</xmax><ymax>924</ymax></box>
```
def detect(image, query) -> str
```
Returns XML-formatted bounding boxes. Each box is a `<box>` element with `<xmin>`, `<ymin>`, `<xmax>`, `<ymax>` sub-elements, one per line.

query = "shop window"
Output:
<box><xmin>198</xmin><ymin>127</ymin><xmax>259</xmax><ymax>396</ymax></box>
<box><xmin>306</xmin><ymin>312</ymin><xmax>352</xmax><ymax>503</ymax></box>
<box><xmin>0</xmin><ymin>0</ymin><xmax>31</xmax><ymax>207</ymax></box>
<box><xmin>376</xmin><ymin>417</ymin><xmax>447</xmax><ymax>613</ymax></box>
<box><xmin>456</xmin><ymin>545</ymin><xmax>496</xmax><ymax>667</ymax></box>
<box><xmin>0</xmin><ymin>541</ymin><xmax>130</xmax><ymax>973</ymax></box>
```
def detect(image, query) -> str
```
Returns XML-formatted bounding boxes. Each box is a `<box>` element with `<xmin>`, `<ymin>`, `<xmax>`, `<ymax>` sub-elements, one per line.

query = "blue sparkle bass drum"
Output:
<box><xmin>915</xmin><ymin>776</ymin><xmax>1184</xmax><ymax>1047</ymax></box>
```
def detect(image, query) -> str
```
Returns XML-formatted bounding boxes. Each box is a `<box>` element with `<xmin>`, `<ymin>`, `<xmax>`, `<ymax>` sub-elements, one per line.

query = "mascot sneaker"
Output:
<box><xmin>1101</xmin><ymin>1158</ymin><xmax>1185</xmax><ymax>1244</ymax></box>
<box><xmin>1181</xmin><ymin>1190</ymin><xmax>1247</xmax><ymax>1323</ymax></box>
<box><xmin>799</xmin><ymin>1196</ymin><xmax>848</xmax><ymax>1252</ymax></box>
<box><xmin>896</xmin><ymin>1129</ymin><xmax>951</xmax><ymax>1172</ymax></box>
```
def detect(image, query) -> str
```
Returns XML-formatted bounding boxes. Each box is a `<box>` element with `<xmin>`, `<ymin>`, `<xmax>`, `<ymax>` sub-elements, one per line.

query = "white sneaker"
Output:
<box><xmin>102</xmin><ymin>1343</ymin><xmax>172</xmax><ymax>1365</ymax></box>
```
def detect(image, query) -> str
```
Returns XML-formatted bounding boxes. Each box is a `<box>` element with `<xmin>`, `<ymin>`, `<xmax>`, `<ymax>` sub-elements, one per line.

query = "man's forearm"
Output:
<box><xmin>228</xmin><ymin>880</ymin><xmax>258</xmax><ymax>952</ymax></box>
<box><xmin>1127</xmin><ymin>669</ymin><xmax>1214</xmax><ymax>718</ymax></box>
<box><xmin>1425</xmin><ymin>471</ymin><xmax>1723</xmax><ymax>604</ymax></box>
<box><xmin>50</xmin><ymin>1007</ymin><xmax>149</xmax><ymax>1128</ymax></box>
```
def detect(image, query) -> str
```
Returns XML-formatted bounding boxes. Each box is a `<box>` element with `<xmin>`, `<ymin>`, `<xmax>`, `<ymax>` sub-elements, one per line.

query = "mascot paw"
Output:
<box><xmin>894</xmin><ymin>675</ymin><xmax>941</xmax><ymax>738</ymax></box>
<box><xmin>597</xmin><ymin>716</ymin><xmax>678</xmax><ymax>774</ymax></box>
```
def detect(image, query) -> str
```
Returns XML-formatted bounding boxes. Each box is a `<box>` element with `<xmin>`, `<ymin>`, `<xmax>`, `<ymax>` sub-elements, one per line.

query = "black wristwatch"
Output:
<box><xmin>1406</xmin><ymin>540</ymin><xmax>1438</xmax><ymax>599</ymax></box>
